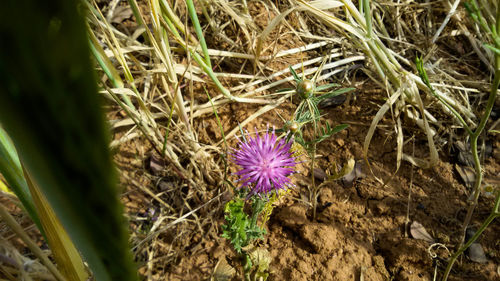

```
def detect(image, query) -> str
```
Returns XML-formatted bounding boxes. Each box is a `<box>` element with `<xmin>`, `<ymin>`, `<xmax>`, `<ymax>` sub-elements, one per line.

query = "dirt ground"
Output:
<box><xmin>113</xmin><ymin>79</ymin><xmax>499</xmax><ymax>281</ymax></box>
<box><xmin>104</xmin><ymin>1</ymin><xmax>500</xmax><ymax>279</ymax></box>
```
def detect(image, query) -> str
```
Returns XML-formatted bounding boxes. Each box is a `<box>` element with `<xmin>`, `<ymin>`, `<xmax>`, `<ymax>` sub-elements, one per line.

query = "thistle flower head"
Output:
<box><xmin>231</xmin><ymin>127</ymin><xmax>298</xmax><ymax>197</ymax></box>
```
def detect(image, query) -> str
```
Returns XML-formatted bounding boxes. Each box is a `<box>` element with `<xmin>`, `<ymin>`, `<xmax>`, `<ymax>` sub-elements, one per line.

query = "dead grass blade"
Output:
<box><xmin>0</xmin><ymin>204</ymin><xmax>64</xmax><ymax>281</ymax></box>
<box><xmin>297</xmin><ymin>0</ymin><xmax>442</xmax><ymax>169</ymax></box>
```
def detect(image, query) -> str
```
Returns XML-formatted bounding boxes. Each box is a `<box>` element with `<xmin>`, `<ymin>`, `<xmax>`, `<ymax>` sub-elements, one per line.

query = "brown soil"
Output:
<box><xmin>107</xmin><ymin>1</ymin><xmax>500</xmax><ymax>279</ymax></box>
<box><xmin>4</xmin><ymin>92</ymin><xmax>498</xmax><ymax>281</ymax></box>
<box><xmin>121</xmin><ymin>85</ymin><xmax>500</xmax><ymax>281</ymax></box>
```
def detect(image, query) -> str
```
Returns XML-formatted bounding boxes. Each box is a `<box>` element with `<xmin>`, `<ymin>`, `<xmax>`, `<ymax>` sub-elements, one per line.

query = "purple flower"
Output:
<box><xmin>231</xmin><ymin>127</ymin><xmax>298</xmax><ymax>196</ymax></box>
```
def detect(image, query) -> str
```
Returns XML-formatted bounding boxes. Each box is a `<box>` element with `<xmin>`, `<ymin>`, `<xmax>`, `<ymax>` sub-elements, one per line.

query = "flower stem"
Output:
<box><xmin>242</xmin><ymin>252</ymin><xmax>252</xmax><ymax>281</ymax></box>
<box><xmin>311</xmin><ymin>142</ymin><xmax>317</xmax><ymax>220</ymax></box>
<box><xmin>242</xmin><ymin>198</ymin><xmax>265</xmax><ymax>281</ymax></box>
<box><xmin>250</xmin><ymin>198</ymin><xmax>265</xmax><ymax>229</ymax></box>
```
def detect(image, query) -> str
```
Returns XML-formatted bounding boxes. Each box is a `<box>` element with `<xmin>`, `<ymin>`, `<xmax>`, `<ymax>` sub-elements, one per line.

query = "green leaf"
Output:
<box><xmin>484</xmin><ymin>44</ymin><xmax>500</xmax><ymax>55</ymax></box>
<box><xmin>308</xmin><ymin>123</ymin><xmax>349</xmax><ymax>145</ymax></box>
<box><xmin>185</xmin><ymin>0</ymin><xmax>211</xmax><ymax>68</ymax></box>
<box><xmin>0</xmin><ymin>2</ymin><xmax>138</xmax><ymax>281</ymax></box>
<box><xmin>222</xmin><ymin>198</ymin><xmax>266</xmax><ymax>253</ymax></box>
<box><xmin>1</xmin><ymin>130</ymin><xmax>88</xmax><ymax>281</ymax></box>
<box><xmin>289</xmin><ymin>66</ymin><xmax>301</xmax><ymax>83</ymax></box>
<box><xmin>315</xmin><ymin>83</ymin><xmax>340</xmax><ymax>92</ymax></box>
<box><xmin>0</xmin><ymin>127</ymin><xmax>43</xmax><ymax>236</ymax></box>
<box><xmin>24</xmin><ymin>167</ymin><xmax>89</xmax><ymax>281</ymax></box>
<box><xmin>330</xmin><ymin>124</ymin><xmax>349</xmax><ymax>134</ymax></box>
<box><xmin>316</xmin><ymin>87</ymin><xmax>356</xmax><ymax>101</ymax></box>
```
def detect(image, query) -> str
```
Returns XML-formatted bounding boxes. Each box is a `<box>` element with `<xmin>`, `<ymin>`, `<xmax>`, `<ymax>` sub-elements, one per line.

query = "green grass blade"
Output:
<box><xmin>289</xmin><ymin>66</ymin><xmax>301</xmax><ymax>82</ymax></box>
<box><xmin>415</xmin><ymin>57</ymin><xmax>473</xmax><ymax>135</ymax></box>
<box><xmin>315</xmin><ymin>83</ymin><xmax>341</xmax><ymax>92</ymax></box>
<box><xmin>1</xmin><ymin>128</ymin><xmax>86</xmax><ymax>281</ymax></box>
<box><xmin>485</xmin><ymin>43</ymin><xmax>500</xmax><ymax>55</ymax></box>
<box><xmin>185</xmin><ymin>0</ymin><xmax>212</xmax><ymax>68</ymax></box>
<box><xmin>362</xmin><ymin>0</ymin><xmax>372</xmax><ymax>38</ymax></box>
<box><xmin>88</xmin><ymin>29</ymin><xmax>124</xmax><ymax>89</ymax></box>
<box><xmin>316</xmin><ymin>87</ymin><xmax>356</xmax><ymax>101</ymax></box>
<box><xmin>0</xmin><ymin>1</ymin><xmax>138</xmax><ymax>281</ymax></box>
<box><xmin>0</xmin><ymin>127</ymin><xmax>43</xmax><ymax>235</ymax></box>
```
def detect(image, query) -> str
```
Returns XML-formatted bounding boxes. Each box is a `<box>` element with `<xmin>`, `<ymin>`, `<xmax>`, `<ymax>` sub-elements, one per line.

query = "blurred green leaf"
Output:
<box><xmin>307</xmin><ymin>123</ymin><xmax>349</xmax><ymax>145</ymax></box>
<box><xmin>0</xmin><ymin>127</ymin><xmax>43</xmax><ymax>235</ymax></box>
<box><xmin>484</xmin><ymin>43</ymin><xmax>500</xmax><ymax>55</ymax></box>
<box><xmin>0</xmin><ymin>1</ymin><xmax>138</xmax><ymax>281</ymax></box>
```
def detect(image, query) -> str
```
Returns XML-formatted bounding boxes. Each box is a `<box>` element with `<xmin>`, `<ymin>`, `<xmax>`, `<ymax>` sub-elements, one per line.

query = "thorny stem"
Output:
<box><xmin>309</xmin><ymin>98</ymin><xmax>319</xmax><ymax>220</ymax></box>
<box><xmin>242</xmin><ymin>252</ymin><xmax>252</xmax><ymax>281</ymax></box>
<box><xmin>311</xmin><ymin>141</ymin><xmax>317</xmax><ymax>220</ymax></box>
<box><xmin>249</xmin><ymin>198</ymin><xmax>265</xmax><ymax>231</ymax></box>
<box><xmin>442</xmin><ymin>191</ymin><xmax>500</xmax><ymax>281</ymax></box>
<box><xmin>242</xmin><ymin>198</ymin><xmax>265</xmax><ymax>281</ymax></box>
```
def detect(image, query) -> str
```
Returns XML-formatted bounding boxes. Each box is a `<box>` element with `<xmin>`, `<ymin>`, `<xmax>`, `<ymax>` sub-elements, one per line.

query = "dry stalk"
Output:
<box><xmin>0</xmin><ymin>204</ymin><xmax>64</xmax><ymax>281</ymax></box>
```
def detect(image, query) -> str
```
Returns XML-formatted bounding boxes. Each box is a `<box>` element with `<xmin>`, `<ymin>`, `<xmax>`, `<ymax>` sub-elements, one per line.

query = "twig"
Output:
<box><xmin>432</xmin><ymin>0</ymin><xmax>461</xmax><ymax>43</ymax></box>
<box><xmin>0</xmin><ymin>204</ymin><xmax>65</xmax><ymax>281</ymax></box>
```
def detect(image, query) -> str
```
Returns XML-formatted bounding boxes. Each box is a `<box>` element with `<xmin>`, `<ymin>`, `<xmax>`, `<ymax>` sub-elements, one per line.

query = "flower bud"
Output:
<box><xmin>296</xmin><ymin>80</ymin><xmax>314</xmax><ymax>99</ymax></box>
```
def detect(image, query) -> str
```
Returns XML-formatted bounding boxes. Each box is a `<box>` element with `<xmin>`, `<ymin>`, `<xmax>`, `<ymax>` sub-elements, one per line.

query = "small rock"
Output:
<box><xmin>468</xmin><ymin>244</ymin><xmax>488</xmax><ymax>264</ymax></box>
<box><xmin>466</xmin><ymin>228</ymin><xmax>488</xmax><ymax>264</ymax></box>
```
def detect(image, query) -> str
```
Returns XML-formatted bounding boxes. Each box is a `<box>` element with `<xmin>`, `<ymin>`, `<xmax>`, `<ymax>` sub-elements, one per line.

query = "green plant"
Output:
<box><xmin>222</xmin><ymin>197</ymin><xmax>267</xmax><ymax>254</ymax></box>
<box><xmin>464</xmin><ymin>0</ymin><xmax>500</xmax><ymax>57</ymax></box>
<box><xmin>222</xmin><ymin>195</ymin><xmax>267</xmax><ymax>280</ymax></box>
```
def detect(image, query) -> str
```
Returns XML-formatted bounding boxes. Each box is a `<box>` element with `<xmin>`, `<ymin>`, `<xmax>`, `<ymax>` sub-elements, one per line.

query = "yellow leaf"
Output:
<box><xmin>0</xmin><ymin>179</ymin><xmax>14</xmax><ymax>195</ymax></box>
